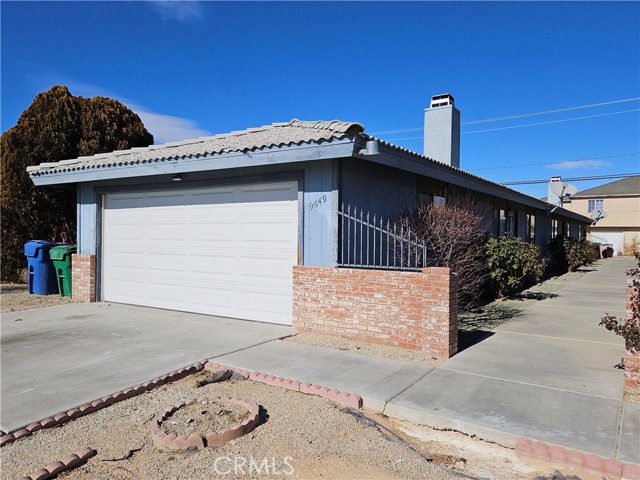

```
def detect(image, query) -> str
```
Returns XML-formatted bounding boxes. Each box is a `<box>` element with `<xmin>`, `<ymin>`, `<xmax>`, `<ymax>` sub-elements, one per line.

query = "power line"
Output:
<box><xmin>380</xmin><ymin>109</ymin><xmax>640</xmax><ymax>140</ymax></box>
<box><xmin>500</xmin><ymin>173</ymin><xmax>639</xmax><ymax>186</ymax></box>
<box><xmin>463</xmin><ymin>109</ymin><xmax>640</xmax><ymax>135</ymax></box>
<box><xmin>468</xmin><ymin>152</ymin><xmax>639</xmax><ymax>171</ymax></box>
<box><xmin>369</xmin><ymin>97</ymin><xmax>640</xmax><ymax>135</ymax></box>
<box><xmin>464</xmin><ymin>98</ymin><xmax>640</xmax><ymax>125</ymax></box>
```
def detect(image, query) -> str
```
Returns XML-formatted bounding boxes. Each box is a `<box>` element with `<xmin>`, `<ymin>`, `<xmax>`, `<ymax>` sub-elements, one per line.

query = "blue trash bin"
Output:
<box><xmin>24</xmin><ymin>240</ymin><xmax>60</xmax><ymax>295</ymax></box>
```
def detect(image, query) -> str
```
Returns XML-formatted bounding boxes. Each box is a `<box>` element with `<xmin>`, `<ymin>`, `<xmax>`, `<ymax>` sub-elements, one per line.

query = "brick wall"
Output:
<box><xmin>293</xmin><ymin>266</ymin><xmax>458</xmax><ymax>359</ymax></box>
<box><xmin>624</xmin><ymin>277</ymin><xmax>639</xmax><ymax>389</ymax></box>
<box><xmin>72</xmin><ymin>254</ymin><xmax>96</xmax><ymax>303</ymax></box>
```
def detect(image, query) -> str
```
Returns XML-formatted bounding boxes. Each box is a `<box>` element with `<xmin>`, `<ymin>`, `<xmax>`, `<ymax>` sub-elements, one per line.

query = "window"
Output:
<box><xmin>526</xmin><ymin>213</ymin><xmax>536</xmax><ymax>243</ymax></box>
<box><xmin>433</xmin><ymin>195</ymin><xmax>446</xmax><ymax>205</ymax></box>
<box><xmin>495</xmin><ymin>209</ymin><xmax>507</xmax><ymax>236</ymax></box>
<box><xmin>577</xmin><ymin>223</ymin><xmax>584</xmax><ymax>239</ymax></box>
<box><xmin>506</xmin><ymin>210</ymin><xmax>517</xmax><ymax>236</ymax></box>
<box><xmin>588</xmin><ymin>199</ymin><xmax>604</xmax><ymax>212</ymax></box>
<box><xmin>563</xmin><ymin>221</ymin><xmax>571</xmax><ymax>237</ymax></box>
<box><xmin>551</xmin><ymin>218</ymin><xmax>559</xmax><ymax>237</ymax></box>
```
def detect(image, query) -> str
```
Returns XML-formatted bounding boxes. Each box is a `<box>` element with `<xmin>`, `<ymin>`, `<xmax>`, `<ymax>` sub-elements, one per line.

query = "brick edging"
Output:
<box><xmin>150</xmin><ymin>396</ymin><xmax>260</xmax><ymax>451</ymax></box>
<box><xmin>0</xmin><ymin>361</ymin><xmax>207</xmax><ymax>447</ymax></box>
<box><xmin>204</xmin><ymin>361</ymin><xmax>363</xmax><ymax>409</ymax></box>
<box><xmin>516</xmin><ymin>438</ymin><xmax>640</xmax><ymax>479</ymax></box>
<box><xmin>19</xmin><ymin>447</ymin><xmax>96</xmax><ymax>480</ymax></box>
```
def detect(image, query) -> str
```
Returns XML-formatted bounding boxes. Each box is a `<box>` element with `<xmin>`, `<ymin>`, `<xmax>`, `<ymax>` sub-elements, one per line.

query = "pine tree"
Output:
<box><xmin>1</xmin><ymin>86</ymin><xmax>154</xmax><ymax>280</ymax></box>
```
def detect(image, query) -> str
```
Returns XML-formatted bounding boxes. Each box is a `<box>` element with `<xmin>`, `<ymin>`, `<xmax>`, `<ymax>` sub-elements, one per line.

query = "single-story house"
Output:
<box><xmin>28</xmin><ymin>95</ymin><xmax>591</xmax><ymax>358</ymax></box>
<box><xmin>561</xmin><ymin>175</ymin><xmax>640</xmax><ymax>255</ymax></box>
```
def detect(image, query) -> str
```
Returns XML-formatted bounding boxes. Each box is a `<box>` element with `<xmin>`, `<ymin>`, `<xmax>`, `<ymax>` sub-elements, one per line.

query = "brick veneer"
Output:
<box><xmin>292</xmin><ymin>266</ymin><xmax>458</xmax><ymax>359</ymax></box>
<box><xmin>71</xmin><ymin>254</ymin><xmax>96</xmax><ymax>303</ymax></box>
<box><xmin>624</xmin><ymin>277</ymin><xmax>639</xmax><ymax>390</ymax></box>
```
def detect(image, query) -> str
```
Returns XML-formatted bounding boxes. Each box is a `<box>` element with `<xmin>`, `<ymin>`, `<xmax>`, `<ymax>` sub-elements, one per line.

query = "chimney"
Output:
<box><xmin>424</xmin><ymin>93</ymin><xmax>460</xmax><ymax>168</ymax></box>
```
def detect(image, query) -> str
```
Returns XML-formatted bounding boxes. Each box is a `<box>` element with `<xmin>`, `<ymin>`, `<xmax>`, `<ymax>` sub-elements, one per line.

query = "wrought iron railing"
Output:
<box><xmin>337</xmin><ymin>203</ymin><xmax>427</xmax><ymax>271</ymax></box>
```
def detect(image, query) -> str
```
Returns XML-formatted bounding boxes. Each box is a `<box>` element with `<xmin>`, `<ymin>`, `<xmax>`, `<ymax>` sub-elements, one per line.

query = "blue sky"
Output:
<box><xmin>2</xmin><ymin>1</ymin><xmax>639</xmax><ymax>199</ymax></box>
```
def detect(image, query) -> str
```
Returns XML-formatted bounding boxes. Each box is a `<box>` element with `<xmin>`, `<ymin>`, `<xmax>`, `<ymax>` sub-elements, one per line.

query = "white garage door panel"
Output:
<box><xmin>103</xmin><ymin>181</ymin><xmax>298</xmax><ymax>324</ymax></box>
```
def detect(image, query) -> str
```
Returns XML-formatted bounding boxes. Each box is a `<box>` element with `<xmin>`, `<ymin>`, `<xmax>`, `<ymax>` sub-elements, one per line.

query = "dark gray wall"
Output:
<box><xmin>339</xmin><ymin>157</ymin><xmax>418</xmax><ymax>220</ymax></box>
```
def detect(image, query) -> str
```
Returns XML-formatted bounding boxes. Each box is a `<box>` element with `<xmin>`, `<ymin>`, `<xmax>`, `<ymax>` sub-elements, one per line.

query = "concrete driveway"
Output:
<box><xmin>1</xmin><ymin>302</ymin><xmax>291</xmax><ymax>432</ymax></box>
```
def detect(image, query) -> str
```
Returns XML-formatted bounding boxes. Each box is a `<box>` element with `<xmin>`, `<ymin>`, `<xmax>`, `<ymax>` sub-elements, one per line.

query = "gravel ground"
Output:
<box><xmin>285</xmin><ymin>332</ymin><xmax>444</xmax><ymax>367</ymax></box>
<box><xmin>0</xmin><ymin>371</ymin><xmax>580</xmax><ymax>480</ymax></box>
<box><xmin>1</xmin><ymin>371</ymin><xmax>461</xmax><ymax>480</ymax></box>
<box><xmin>1</xmin><ymin>283</ymin><xmax>71</xmax><ymax>313</ymax></box>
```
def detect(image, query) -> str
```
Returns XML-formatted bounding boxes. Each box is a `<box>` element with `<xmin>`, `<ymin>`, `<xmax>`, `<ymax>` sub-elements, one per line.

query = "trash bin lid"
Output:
<box><xmin>24</xmin><ymin>240</ymin><xmax>60</xmax><ymax>257</ymax></box>
<box><xmin>49</xmin><ymin>244</ymin><xmax>77</xmax><ymax>260</ymax></box>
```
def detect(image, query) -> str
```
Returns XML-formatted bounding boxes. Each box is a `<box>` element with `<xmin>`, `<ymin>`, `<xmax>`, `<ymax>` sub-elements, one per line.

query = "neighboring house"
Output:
<box><xmin>27</xmin><ymin>95</ymin><xmax>590</xmax><ymax>329</ymax></box>
<box><xmin>562</xmin><ymin>175</ymin><xmax>640</xmax><ymax>255</ymax></box>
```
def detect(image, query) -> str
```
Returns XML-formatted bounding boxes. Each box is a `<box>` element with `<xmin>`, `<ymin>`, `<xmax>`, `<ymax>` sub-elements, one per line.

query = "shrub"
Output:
<box><xmin>398</xmin><ymin>195</ymin><xmax>490</xmax><ymax>309</ymax></box>
<box><xmin>548</xmin><ymin>236</ymin><xmax>600</xmax><ymax>273</ymax></box>
<box><xmin>486</xmin><ymin>236</ymin><xmax>547</xmax><ymax>298</ymax></box>
<box><xmin>565</xmin><ymin>238</ymin><xmax>600</xmax><ymax>271</ymax></box>
<box><xmin>600</xmin><ymin>277</ymin><xmax>639</xmax><ymax>354</ymax></box>
<box><xmin>623</xmin><ymin>238</ymin><xmax>640</xmax><ymax>257</ymax></box>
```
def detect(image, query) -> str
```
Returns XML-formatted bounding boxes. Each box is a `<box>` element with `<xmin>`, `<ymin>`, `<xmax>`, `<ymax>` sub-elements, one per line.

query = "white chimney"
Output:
<box><xmin>424</xmin><ymin>93</ymin><xmax>460</xmax><ymax>168</ymax></box>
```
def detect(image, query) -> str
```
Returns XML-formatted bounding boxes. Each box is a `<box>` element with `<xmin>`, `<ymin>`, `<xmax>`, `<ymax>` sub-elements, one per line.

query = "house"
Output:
<box><xmin>27</xmin><ymin>95</ymin><xmax>591</xmax><ymax>358</ymax></box>
<box><xmin>561</xmin><ymin>175</ymin><xmax>640</xmax><ymax>255</ymax></box>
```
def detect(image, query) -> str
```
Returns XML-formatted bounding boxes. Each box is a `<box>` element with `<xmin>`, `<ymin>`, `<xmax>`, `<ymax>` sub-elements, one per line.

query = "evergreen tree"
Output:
<box><xmin>1</xmin><ymin>86</ymin><xmax>153</xmax><ymax>280</ymax></box>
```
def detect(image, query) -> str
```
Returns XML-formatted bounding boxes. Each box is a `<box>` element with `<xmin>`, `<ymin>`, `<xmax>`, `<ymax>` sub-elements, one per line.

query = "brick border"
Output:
<box><xmin>204</xmin><ymin>361</ymin><xmax>363</xmax><ymax>409</ymax></box>
<box><xmin>0</xmin><ymin>361</ymin><xmax>206</xmax><ymax>447</ymax></box>
<box><xmin>1</xmin><ymin>359</ymin><xmax>363</xmax><ymax>449</ymax></box>
<box><xmin>150</xmin><ymin>396</ymin><xmax>260</xmax><ymax>451</ymax></box>
<box><xmin>19</xmin><ymin>447</ymin><xmax>96</xmax><ymax>480</ymax></box>
<box><xmin>516</xmin><ymin>438</ymin><xmax>639</xmax><ymax>479</ymax></box>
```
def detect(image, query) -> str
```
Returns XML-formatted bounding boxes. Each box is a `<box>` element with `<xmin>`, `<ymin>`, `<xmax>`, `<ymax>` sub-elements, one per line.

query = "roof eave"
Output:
<box><xmin>355</xmin><ymin>136</ymin><xmax>592</xmax><ymax>223</ymax></box>
<box><xmin>29</xmin><ymin>137</ymin><xmax>357</xmax><ymax>186</ymax></box>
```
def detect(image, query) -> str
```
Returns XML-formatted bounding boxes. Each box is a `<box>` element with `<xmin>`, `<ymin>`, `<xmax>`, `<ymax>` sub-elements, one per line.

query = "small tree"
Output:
<box><xmin>486</xmin><ymin>236</ymin><xmax>547</xmax><ymax>298</ymax></box>
<box><xmin>399</xmin><ymin>195</ymin><xmax>490</xmax><ymax>309</ymax></box>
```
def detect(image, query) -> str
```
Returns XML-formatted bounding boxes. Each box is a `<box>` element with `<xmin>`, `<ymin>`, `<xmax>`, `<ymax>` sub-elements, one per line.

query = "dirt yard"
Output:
<box><xmin>1</xmin><ymin>370</ymin><xmax>603</xmax><ymax>480</ymax></box>
<box><xmin>1</xmin><ymin>283</ymin><xmax>71</xmax><ymax>313</ymax></box>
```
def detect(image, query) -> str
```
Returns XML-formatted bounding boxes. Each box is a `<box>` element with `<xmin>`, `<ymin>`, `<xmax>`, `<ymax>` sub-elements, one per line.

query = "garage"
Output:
<box><xmin>102</xmin><ymin>180</ymin><xmax>299</xmax><ymax>325</ymax></box>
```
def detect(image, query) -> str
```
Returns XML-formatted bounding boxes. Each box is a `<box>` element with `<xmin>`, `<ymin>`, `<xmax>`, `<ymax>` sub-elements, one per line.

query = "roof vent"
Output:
<box><xmin>430</xmin><ymin>93</ymin><xmax>455</xmax><ymax>108</ymax></box>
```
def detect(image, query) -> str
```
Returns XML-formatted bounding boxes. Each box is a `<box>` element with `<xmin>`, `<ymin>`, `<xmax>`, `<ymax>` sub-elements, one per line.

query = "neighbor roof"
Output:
<box><xmin>27</xmin><ymin>119</ymin><xmax>364</xmax><ymax>176</ymax></box>
<box><xmin>572</xmin><ymin>176</ymin><xmax>640</xmax><ymax>198</ymax></box>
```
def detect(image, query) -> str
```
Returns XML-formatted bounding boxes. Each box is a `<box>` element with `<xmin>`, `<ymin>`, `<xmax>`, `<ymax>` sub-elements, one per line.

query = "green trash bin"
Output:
<box><xmin>49</xmin><ymin>244</ymin><xmax>77</xmax><ymax>297</ymax></box>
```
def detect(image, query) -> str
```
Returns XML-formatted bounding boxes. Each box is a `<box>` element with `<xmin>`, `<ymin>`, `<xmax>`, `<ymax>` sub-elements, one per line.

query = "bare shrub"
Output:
<box><xmin>399</xmin><ymin>195</ymin><xmax>490</xmax><ymax>309</ymax></box>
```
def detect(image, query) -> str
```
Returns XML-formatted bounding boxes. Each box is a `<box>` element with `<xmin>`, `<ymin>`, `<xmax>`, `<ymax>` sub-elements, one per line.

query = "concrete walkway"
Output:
<box><xmin>215</xmin><ymin>257</ymin><xmax>638</xmax><ymax>465</ymax></box>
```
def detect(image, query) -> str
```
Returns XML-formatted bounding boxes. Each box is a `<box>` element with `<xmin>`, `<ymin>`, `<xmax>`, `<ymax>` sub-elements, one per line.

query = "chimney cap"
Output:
<box><xmin>430</xmin><ymin>93</ymin><xmax>455</xmax><ymax>108</ymax></box>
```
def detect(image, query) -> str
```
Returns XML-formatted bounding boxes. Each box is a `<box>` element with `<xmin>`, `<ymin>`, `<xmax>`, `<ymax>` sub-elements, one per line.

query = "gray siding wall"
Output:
<box><xmin>76</xmin><ymin>160</ymin><xmax>339</xmax><ymax>267</ymax></box>
<box><xmin>340</xmin><ymin>158</ymin><xmax>418</xmax><ymax>219</ymax></box>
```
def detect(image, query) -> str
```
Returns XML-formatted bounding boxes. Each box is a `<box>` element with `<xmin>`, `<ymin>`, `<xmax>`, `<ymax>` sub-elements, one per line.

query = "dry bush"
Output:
<box><xmin>623</xmin><ymin>237</ymin><xmax>640</xmax><ymax>256</ymax></box>
<box><xmin>399</xmin><ymin>196</ymin><xmax>490</xmax><ymax>309</ymax></box>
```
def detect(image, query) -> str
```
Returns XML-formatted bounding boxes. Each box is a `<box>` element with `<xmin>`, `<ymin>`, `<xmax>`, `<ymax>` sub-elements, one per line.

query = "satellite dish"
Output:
<box><xmin>591</xmin><ymin>209</ymin><xmax>608</xmax><ymax>225</ymax></box>
<box><xmin>549</xmin><ymin>181</ymin><xmax>565</xmax><ymax>197</ymax></box>
<box><xmin>547</xmin><ymin>179</ymin><xmax>578</xmax><ymax>214</ymax></box>
<box><xmin>549</xmin><ymin>181</ymin><xmax>577</xmax><ymax>198</ymax></box>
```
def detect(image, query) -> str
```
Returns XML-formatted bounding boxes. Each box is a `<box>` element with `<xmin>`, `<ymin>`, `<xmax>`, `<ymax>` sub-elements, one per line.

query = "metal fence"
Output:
<box><xmin>337</xmin><ymin>203</ymin><xmax>427</xmax><ymax>271</ymax></box>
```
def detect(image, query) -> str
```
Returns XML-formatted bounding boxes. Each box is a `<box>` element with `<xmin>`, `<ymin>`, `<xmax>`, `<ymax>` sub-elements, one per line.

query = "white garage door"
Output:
<box><xmin>590</xmin><ymin>231</ymin><xmax>624</xmax><ymax>255</ymax></box>
<box><xmin>102</xmin><ymin>181</ymin><xmax>299</xmax><ymax>325</ymax></box>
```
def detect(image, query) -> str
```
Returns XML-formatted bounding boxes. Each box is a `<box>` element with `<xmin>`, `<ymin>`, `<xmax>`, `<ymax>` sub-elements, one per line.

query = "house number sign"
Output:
<box><xmin>309</xmin><ymin>195</ymin><xmax>327</xmax><ymax>211</ymax></box>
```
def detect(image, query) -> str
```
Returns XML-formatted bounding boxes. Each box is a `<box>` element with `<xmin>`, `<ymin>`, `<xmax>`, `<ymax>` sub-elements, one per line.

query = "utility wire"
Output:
<box><xmin>369</xmin><ymin>97</ymin><xmax>640</xmax><ymax>135</ymax></box>
<box><xmin>500</xmin><ymin>173</ymin><xmax>639</xmax><ymax>186</ymax></box>
<box><xmin>382</xmin><ymin>109</ymin><xmax>640</xmax><ymax>140</ymax></box>
<box><xmin>468</xmin><ymin>152</ymin><xmax>639</xmax><ymax>171</ymax></box>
